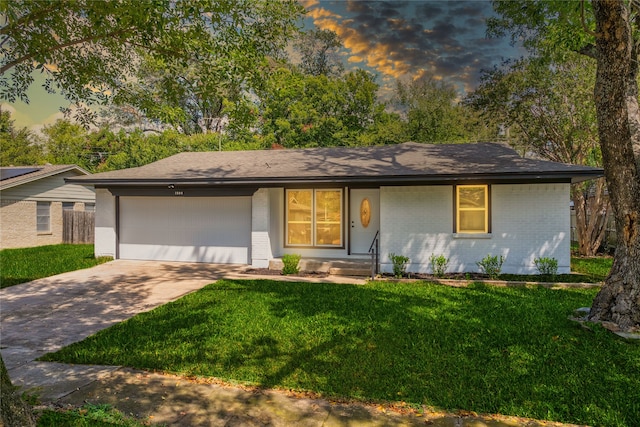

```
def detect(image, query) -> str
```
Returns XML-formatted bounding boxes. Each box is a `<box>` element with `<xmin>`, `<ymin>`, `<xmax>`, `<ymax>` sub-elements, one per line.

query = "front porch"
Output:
<box><xmin>268</xmin><ymin>257</ymin><xmax>374</xmax><ymax>277</ymax></box>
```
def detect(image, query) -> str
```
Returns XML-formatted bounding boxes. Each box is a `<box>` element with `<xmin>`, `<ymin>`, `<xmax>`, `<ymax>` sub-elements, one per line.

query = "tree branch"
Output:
<box><xmin>0</xmin><ymin>4</ymin><xmax>59</xmax><ymax>36</ymax></box>
<box><xmin>0</xmin><ymin>27</ymin><xmax>133</xmax><ymax>74</ymax></box>
<box><xmin>577</xmin><ymin>43</ymin><xmax>598</xmax><ymax>59</ymax></box>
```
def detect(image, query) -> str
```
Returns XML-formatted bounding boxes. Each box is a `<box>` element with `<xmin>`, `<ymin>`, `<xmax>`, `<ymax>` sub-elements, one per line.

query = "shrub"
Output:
<box><xmin>281</xmin><ymin>254</ymin><xmax>301</xmax><ymax>275</ymax></box>
<box><xmin>534</xmin><ymin>257</ymin><xmax>558</xmax><ymax>278</ymax></box>
<box><xmin>476</xmin><ymin>254</ymin><xmax>505</xmax><ymax>279</ymax></box>
<box><xmin>429</xmin><ymin>254</ymin><xmax>449</xmax><ymax>277</ymax></box>
<box><xmin>389</xmin><ymin>253</ymin><xmax>410</xmax><ymax>278</ymax></box>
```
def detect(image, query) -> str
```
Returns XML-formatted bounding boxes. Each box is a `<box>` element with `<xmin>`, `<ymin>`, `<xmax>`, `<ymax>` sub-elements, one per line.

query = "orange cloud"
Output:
<box><xmin>306</xmin><ymin>5</ymin><xmax>412</xmax><ymax>80</ymax></box>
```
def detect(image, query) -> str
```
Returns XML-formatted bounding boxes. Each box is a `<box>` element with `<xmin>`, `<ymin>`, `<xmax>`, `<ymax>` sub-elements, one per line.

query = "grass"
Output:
<box><xmin>41</xmin><ymin>278</ymin><xmax>639</xmax><ymax>427</ymax></box>
<box><xmin>571</xmin><ymin>255</ymin><xmax>614</xmax><ymax>281</ymax></box>
<box><xmin>37</xmin><ymin>403</ymin><xmax>147</xmax><ymax>426</ymax></box>
<box><xmin>0</xmin><ymin>244</ymin><xmax>111</xmax><ymax>289</ymax></box>
<box><xmin>497</xmin><ymin>254</ymin><xmax>613</xmax><ymax>283</ymax></box>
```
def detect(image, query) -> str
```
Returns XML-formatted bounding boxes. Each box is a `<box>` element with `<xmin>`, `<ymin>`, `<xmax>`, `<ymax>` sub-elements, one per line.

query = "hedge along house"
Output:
<box><xmin>67</xmin><ymin>142</ymin><xmax>603</xmax><ymax>275</ymax></box>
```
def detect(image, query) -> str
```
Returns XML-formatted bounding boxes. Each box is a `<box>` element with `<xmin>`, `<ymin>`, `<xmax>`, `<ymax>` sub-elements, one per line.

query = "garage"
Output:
<box><xmin>119</xmin><ymin>196</ymin><xmax>251</xmax><ymax>264</ymax></box>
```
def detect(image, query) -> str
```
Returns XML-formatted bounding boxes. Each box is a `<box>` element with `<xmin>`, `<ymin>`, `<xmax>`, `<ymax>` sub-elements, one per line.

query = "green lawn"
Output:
<box><xmin>37</xmin><ymin>404</ymin><xmax>144</xmax><ymax>427</ymax></box>
<box><xmin>0</xmin><ymin>244</ymin><xmax>111</xmax><ymax>289</ymax></box>
<box><xmin>497</xmin><ymin>254</ymin><xmax>613</xmax><ymax>283</ymax></box>
<box><xmin>41</xmin><ymin>279</ymin><xmax>639</xmax><ymax>427</ymax></box>
<box><xmin>571</xmin><ymin>255</ymin><xmax>614</xmax><ymax>281</ymax></box>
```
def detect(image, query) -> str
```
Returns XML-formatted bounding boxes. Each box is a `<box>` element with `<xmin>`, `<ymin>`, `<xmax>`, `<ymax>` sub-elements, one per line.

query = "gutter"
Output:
<box><xmin>66</xmin><ymin>170</ymin><xmax>604</xmax><ymax>187</ymax></box>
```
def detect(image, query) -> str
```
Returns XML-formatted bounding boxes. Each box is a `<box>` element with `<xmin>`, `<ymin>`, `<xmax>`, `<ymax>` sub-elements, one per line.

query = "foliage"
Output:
<box><xmin>0</xmin><ymin>0</ymin><xmax>303</xmax><ymax>124</ymax></box>
<box><xmin>0</xmin><ymin>244</ymin><xmax>111</xmax><ymax>289</ymax></box>
<box><xmin>281</xmin><ymin>254</ymin><xmax>301</xmax><ymax>275</ymax></box>
<box><xmin>37</xmin><ymin>403</ymin><xmax>145</xmax><ymax>426</ymax></box>
<box><xmin>467</xmin><ymin>54</ymin><xmax>599</xmax><ymax>163</ymax></box>
<box><xmin>393</xmin><ymin>75</ymin><xmax>497</xmax><ymax>143</ymax></box>
<box><xmin>476</xmin><ymin>254</ymin><xmax>504</xmax><ymax>279</ymax></box>
<box><xmin>257</xmin><ymin>67</ymin><xmax>383</xmax><ymax>148</ymax></box>
<box><xmin>388</xmin><ymin>253</ymin><xmax>410</xmax><ymax>278</ymax></box>
<box><xmin>0</xmin><ymin>109</ymin><xmax>43</xmax><ymax>166</ymax></box>
<box><xmin>110</xmin><ymin>53</ymin><xmax>258</xmax><ymax>136</ymax></box>
<box><xmin>429</xmin><ymin>254</ymin><xmax>449</xmax><ymax>277</ymax></box>
<box><xmin>466</xmin><ymin>54</ymin><xmax>610</xmax><ymax>257</ymax></box>
<box><xmin>41</xmin><ymin>279</ymin><xmax>639</xmax><ymax>427</ymax></box>
<box><xmin>8</xmin><ymin>117</ymin><xmax>264</xmax><ymax>173</ymax></box>
<box><xmin>534</xmin><ymin>257</ymin><xmax>559</xmax><ymax>278</ymax></box>
<box><xmin>489</xmin><ymin>0</ymin><xmax>640</xmax><ymax>333</ymax></box>
<box><xmin>293</xmin><ymin>29</ymin><xmax>344</xmax><ymax>77</ymax></box>
<box><xmin>487</xmin><ymin>1</ymin><xmax>596</xmax><ymax>60</ymax></box>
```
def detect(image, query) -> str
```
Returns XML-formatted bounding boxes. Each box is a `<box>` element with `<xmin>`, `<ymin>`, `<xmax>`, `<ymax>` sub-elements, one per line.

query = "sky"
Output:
<box><xmin>2</xmin><ymin>0</ymin><xmax>522</xmax><ymax>131</ymax></box>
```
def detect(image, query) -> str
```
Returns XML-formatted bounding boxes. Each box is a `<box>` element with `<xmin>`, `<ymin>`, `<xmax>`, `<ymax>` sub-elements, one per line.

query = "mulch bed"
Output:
<box><xmin>243</xmin><ymin>270</ymin><xmax>492</xmax><ymax>281</ymax></box>
<box><xmin>379</xmin><ymin>272</ymin><xmax>491</xmax><ymax>281</ymax></box>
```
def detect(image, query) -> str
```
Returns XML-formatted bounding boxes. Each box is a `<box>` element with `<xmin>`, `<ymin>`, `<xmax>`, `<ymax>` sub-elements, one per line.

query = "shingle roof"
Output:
<box><xmin>67</xmin><ymin>142</ymin><xmax>603</xmax><ymax>186</ymax></box>
<box><xmin>0</xmin><ymin>165</ymin><xmax>90</xmax><ymax>190</ymax></box>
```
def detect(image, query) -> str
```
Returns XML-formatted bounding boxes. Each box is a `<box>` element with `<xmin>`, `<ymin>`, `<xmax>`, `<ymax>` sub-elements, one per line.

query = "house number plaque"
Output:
<box><xmin>360</xmin><ymin>198</ymin><xmax>371</xmax><ymax>228</ymax></box>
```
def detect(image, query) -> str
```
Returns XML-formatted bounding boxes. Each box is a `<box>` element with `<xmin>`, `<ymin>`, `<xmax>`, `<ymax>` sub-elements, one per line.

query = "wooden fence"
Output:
<box><xmin>63</xmin><ymin>210</ymin><xmax>95</xmax><ymax>244</ymax></box>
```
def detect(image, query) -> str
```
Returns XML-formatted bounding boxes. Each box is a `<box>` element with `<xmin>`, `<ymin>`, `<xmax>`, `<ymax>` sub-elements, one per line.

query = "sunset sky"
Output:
<box><xmin>2</xmin><ymin>0</ymin><xmax>522</xmax><ymax>131</ymax></box>
<box><xmin>302</xmin><ymin>0</ymin><xmax>521</xmax><ymax>93</ymax></box>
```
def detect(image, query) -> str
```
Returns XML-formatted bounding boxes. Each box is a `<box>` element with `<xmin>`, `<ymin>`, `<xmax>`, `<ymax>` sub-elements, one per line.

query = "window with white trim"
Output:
<box><xmin>286</xmin><ymin>189</ymin><xmax>343</xmax><ymax>247</ymax></box>
<box><xmin>37</xmin><ymin>201</ymin><xmax>51</xmax><ymax>233</ymax></box>
<box><xmin>455</xmin><ymin>185</ymin><xmax>490</xmax><ymax>233</ymax></box>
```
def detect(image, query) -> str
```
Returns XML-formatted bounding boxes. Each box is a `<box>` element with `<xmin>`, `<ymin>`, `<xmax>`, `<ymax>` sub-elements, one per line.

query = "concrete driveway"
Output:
<box><xmin>0</xmin><ymin>260</ymin><xmax>243</xmax><ymax>397</ymax></box>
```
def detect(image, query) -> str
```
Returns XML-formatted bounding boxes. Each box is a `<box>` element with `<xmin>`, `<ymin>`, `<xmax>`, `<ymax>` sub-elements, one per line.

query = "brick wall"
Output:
<box><xmin>379</xmin><ymin>184</ymin><xmax>571</xmax><ymax>275</ymax></box>
<box><xmin>0</xmin><ymin>200</ymin><xmax>64</xmax><ymax>249</ymax></box>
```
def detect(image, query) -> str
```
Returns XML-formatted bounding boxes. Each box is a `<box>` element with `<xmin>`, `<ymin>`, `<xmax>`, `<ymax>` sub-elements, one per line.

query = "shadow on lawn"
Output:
<box><xmin>218</xmin><ymin>280</ymin><xmax>637</xmax><ymax>426</ymax></box>
<box><xmin>46</xmin><ymin>279</ymin><xmax>639</xmax><ymax>426</ymax></box>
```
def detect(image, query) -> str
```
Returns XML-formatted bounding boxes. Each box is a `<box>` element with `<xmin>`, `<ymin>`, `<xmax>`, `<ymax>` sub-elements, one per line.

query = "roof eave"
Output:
<box><xmin>69</xmin><ymin>170</ymin><xmax>604</xmax><ymax>188</ymax></box>
<box><xmin>2</xmin><ymin>165</ymin><xmax>90</xmax><ymax>190</ymax></box>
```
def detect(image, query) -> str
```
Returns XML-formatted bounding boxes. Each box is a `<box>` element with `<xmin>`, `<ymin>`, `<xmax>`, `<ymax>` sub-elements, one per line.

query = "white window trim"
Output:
<box><xmin>37</xmin><ymin>201</ymin><xmax>51</xmax><ymax>234</ymax></box>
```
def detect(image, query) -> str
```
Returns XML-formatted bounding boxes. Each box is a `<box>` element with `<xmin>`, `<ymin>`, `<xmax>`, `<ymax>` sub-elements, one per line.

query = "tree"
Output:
<box><xmin>293</xmin><ymin>29</ymin><xmax>344</xmax><ymax>77</ymax></box>
<box><xmin>41</xmin><ymin>119</ymin><xmax>92</xmax><ymax>168</ymax></box>
<box><xmin>0</xmin><ymin>3</ymin><xmax>303</xmax><ymax>420</ymax></box>
<box><xmin>110</xmin><ymin>56</ymin><xmax>247</xmax><ymax>135</ymax></box>
<box><xmin>589</xmin><ymin>0</ymin><xmax>640</xmax><ymax>331</ymax></box>
<box><xmin>0</xmin><ymin>109</ymin><xmax>43</xmax><ymax>166</ymax></box>
<box><xmin>467</xmin><ymin>55</ymin><xmax>610</xmax><ymax>256</ymax></box>
<box><xmin>489</xmin><ymin>0</ymin><xmax>640</xmax><ymax>331</ymax></box>
<box><xmin>394</xmin><ymin>75</ymin><xmax>496</xmax><ymax>143</ymax></box>
<box><xmin>1</xmin><ymin>0</ymin><xmax>303</xmax><ymax>124</ymax></box>
<box><xmin>257</xmin><ymin>67</ymin><xmax>382</xmax><ymax>147</ymax></box>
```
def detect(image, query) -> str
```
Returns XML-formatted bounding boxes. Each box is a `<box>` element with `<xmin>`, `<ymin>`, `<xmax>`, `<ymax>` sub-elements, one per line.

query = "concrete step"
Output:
<box><xmin>328</xmin><ymin>267</ymin><xmax>372</xmax><ymax>277</ymax></box>
<box><xmin>268</xmin><ymin>258</ymin><xmax>371</xmax><ymax>275</ymax></box>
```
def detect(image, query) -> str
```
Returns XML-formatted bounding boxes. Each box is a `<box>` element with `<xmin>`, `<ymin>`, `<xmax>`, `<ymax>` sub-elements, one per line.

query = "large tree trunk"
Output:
<box><xmin>588</xmin><ymin>0</ymin><xmax>640</xmax><ymax>332</ymax></box>
<box><xmin>0</xmin><ymin>354</ymin><xmax>36</xmax><ymax>427</ymax></box>
<box><xmin>573</xmin><ymin>178</ymin><xmax>610</xmax><ymax>256</ymax></box>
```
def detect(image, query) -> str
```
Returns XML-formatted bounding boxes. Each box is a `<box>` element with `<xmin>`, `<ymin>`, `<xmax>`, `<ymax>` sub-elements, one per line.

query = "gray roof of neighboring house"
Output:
<box><xmin>67</xmin><ymin>142</ymin><xmax>604</xmax><ymax>187</ymax></box>
<box><xmin>0</xmin><ymin>164</ymin><xmax>90</xmax><ymax>191</ymax></box>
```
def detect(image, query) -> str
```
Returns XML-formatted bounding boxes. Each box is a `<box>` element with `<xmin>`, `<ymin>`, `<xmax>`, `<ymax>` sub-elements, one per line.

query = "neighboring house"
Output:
<box><xmin>0</xmin><ymin>165</ymin><xmax>95</xmax><ymax>249</ymax></box>
<box><xmin>67</xmin><ymin>142</ymin><xmax>603</xmax><ymax>274</ymax></box>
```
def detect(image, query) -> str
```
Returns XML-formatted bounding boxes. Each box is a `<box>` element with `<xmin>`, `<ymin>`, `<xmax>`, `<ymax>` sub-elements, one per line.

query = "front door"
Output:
<box><xmin>350</xmin><ymin>189</ymin><xmax>380</xmax><ymax>254</ymax></box>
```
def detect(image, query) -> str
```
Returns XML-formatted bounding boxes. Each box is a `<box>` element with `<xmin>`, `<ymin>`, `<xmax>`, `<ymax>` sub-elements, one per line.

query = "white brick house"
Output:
<box><xmin>1</xmin><ymin>165</ymin><xmax>95</xmax><ymax>249</ymax></box>
<box><xmin>68</xmin><ymin>143</ymin><xmax>603</xmax><ymax>274</ymax></box>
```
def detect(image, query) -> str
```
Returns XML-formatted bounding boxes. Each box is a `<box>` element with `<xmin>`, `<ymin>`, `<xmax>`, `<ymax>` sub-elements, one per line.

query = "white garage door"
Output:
<box><xmin>119</xmin><ymin>196</ymin><xmax>251</xmax><ymax>264</ymax></box>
